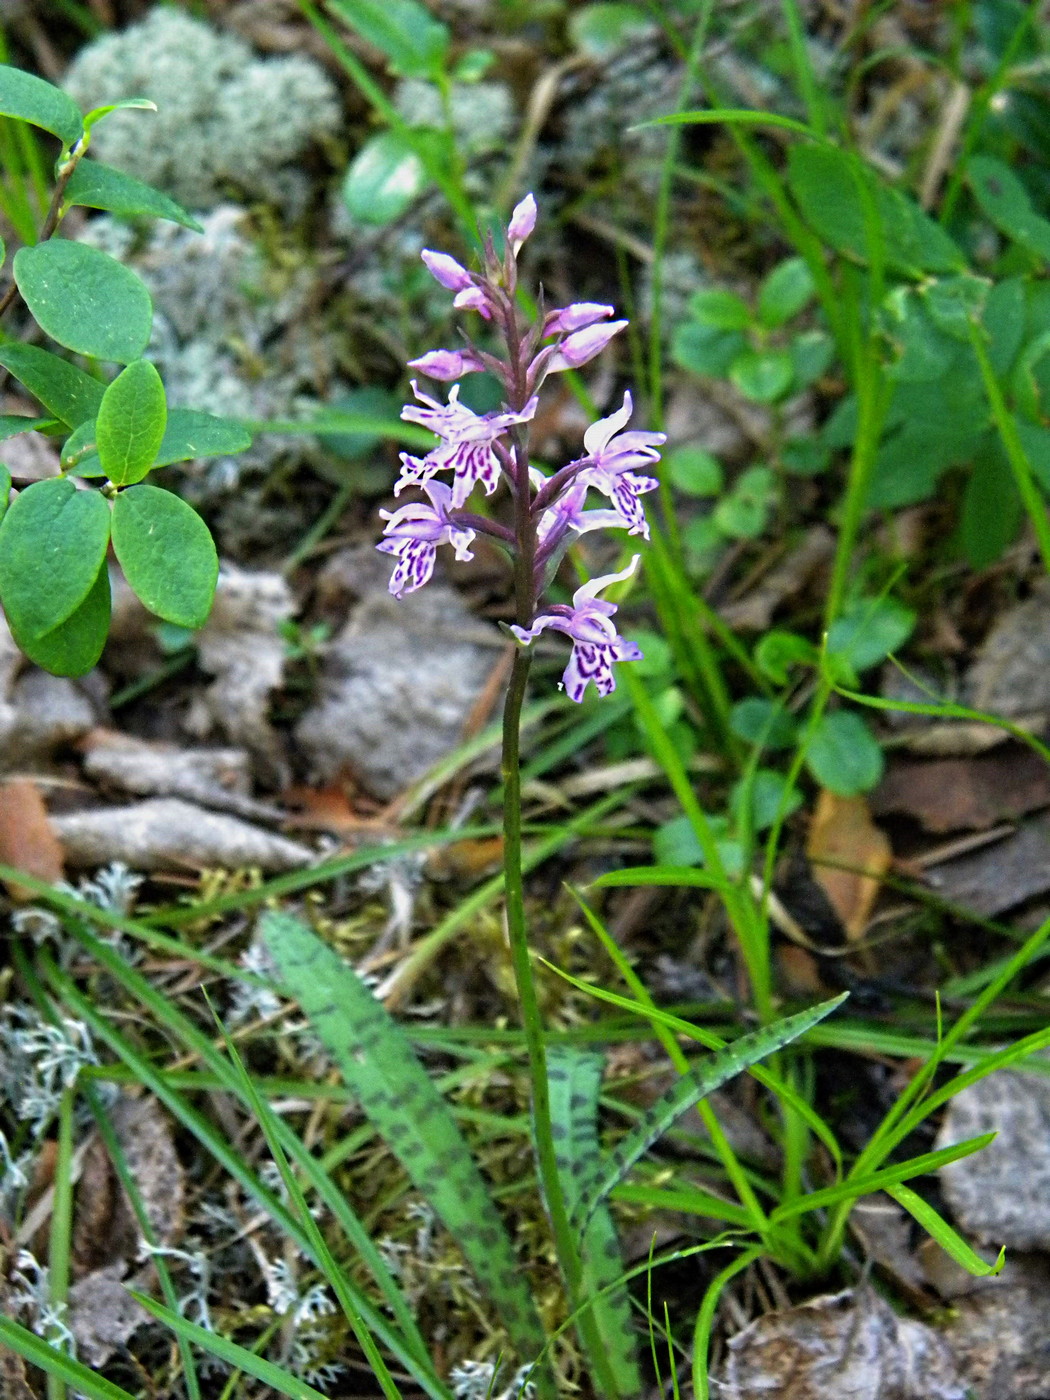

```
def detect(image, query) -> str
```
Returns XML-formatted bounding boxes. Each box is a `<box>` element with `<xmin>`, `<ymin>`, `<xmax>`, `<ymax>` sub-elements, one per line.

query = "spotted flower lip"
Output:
<box><xmin>400</xmin><ymin>381</ymin><xmax>538</xmax><ymax>508</ymax></box>
<box><xmin>510</xmin><ymin>556</ymin><xmax>643</xmax><ymax>702</ymax></box>
<box><xmin>377</xmin><ymin>480</ymin><xmax>476</xmax><ymax>598</ymax></box>
<box><xmin>575</xmin><ymin>390</ymin><xmax>665</xmax><ymax>538</ymax></box>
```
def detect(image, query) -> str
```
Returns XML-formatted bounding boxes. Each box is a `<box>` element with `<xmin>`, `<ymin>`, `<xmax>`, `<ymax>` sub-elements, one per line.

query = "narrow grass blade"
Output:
<box><xmin>207</xmin><ymin>999</ymin><xmax>404</xmax><ymax>1400</ymax></box>
<box><xmin>572</xmin><ymin>997</ymin><xmax>847</xmax><ymax>1229</ymax></box>
<box><xmin>40</xmin><ymin>947</ymin><xmax>444</xmax><ymax>1397</ymax></box>
<box><xmin>0</xmin><ymin>1318</ymin><xmax>136</xmax><ymax>1400</ymax></box>
<box><xmin>541</xmin><ymin>957</ymin><xmax>843</xmax><ymax>1167</ymax></box>
<box><xmin>591</xmin><ymin>866</ymin><xmax>731</xmax><ymax>891</ymax></box>
<box><xmin>262</xmin><ymin>912</ymin><xmax>549</xmax><ymax>1369</ymax></box>
<box><xmin>546</xmin><ymin>1047</ymin><xmax>642</xmax><ymax>1395</ymax></box>
<box><xmin>886</xmin><ymin>1183</ymin><xmax>1004</xmax><ymax>1276</ymax></box>
<box><xmin>127</xmin><ymin>1294</ymin><xmax>336</xmax><ymax>1400</ymax></box>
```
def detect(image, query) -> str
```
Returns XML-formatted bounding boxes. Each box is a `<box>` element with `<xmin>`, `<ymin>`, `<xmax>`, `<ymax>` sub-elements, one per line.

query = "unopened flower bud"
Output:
<box><xmin>507</xmin><ymin>193</ymin><xmax>537</xmax><ymax>251</ymax></box>
<box><xmin>544</xmin><ymin>303</ymin><xmax>614</xmax><ymax>336</ymax></box>
<box><xmin>421</xmin><ymin>249</ymin><xmax>474</xmax><ymax>292</ymax></box>
<box><xmin>453</xmin><ymin>286</ymin><xmax>493</xmax><ymax>318</ymax></box>
<box><xmin>407</xmin><ymin>347</ymin><xmax>485</xmax><ymax>380</ymax></box>
<box><xmin>547</xmin><ymin>319</ymin><xmax>628</xmax><ymax>371</ymax></box>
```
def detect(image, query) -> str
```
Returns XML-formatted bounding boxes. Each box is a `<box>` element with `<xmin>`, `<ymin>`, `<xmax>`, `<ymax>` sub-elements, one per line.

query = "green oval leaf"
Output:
<box><xmin>0</xmin><ymin>344</ymin><xmax>104</xmax><ymax>427</ymax></box>
<box><xmin>82</xmin><ymin>96</ymin><xmax>156</xmax><ymax>133</ymax></box>
<box><xmin>0</xmin><ymin>477</ymin><xmax>110</xmax><ymax>639</ymax></box>
<box><xmin>0</xmin><ymin>414</ymin><xmax>57</xmax><ymax>444</ymax></box>
<box><xmin>64</xmin><ymin>159</ymin><xmax>203</xmax><ymax>232</ymax></box>
<box><xmin>96</xmin><ymin>360</ymin><xmax>167</xmax><ymax>486</ymax></box>
<box><xmin>327</xmin><ymin>0</ymin><xmax>449</xmax><ymax>78</ymax></box>
<box><xmin>155</xmin><ymin>408</ymin><xmax>251</xmax><ymax>466</ymax></box>
<box><xmin>569</xmin><ymin>2</ymin><xmax>654</xmax><ymax>56</ymax></box>
<box><xmin>60</xmin><ymin>419</ymin><xmax>101</xmax><ymax>476</ymax></box>
<box><xmin>758</xmin><ymin>256</ymin><xmax>816</xmax><ymax>327</ymax></box>
<box><xmin>807</xmin><ymin>709</ymin><xmax>884</xmax><ymax>795</ymax></box>
<box><xmin>0</xmin><ymin>64</ymin><xmax>83</xmax><ymax>147</ymax></box>
<box><xmin>666</xmin><ymin>444</ymin><xmax>723</xmax><ymax>496</ymax></box>
<box><xmin>12</xmin><ymin>561</ymin><xmax>110</xmax><ymax>677</ymax></box>
<box><xmin>110</xmin><ymin>484</ymin><xmax>217</xmax><ymax>628</ymax></box>
<box><xmin>689</xmin><ymin>287</ymin><xmax>752</xmax><ymax>330</ymax></box>
<box><xmin>342</xmin><ymin>130</ymin><xmax>428</xmax><ymax>226</ymax></box>
<box><xmin>826</xmin><ymin>596</ymin><xmax>916</xmax><ymax>676</ymax></box>
<box><xmin>729</xmin><ymin>348</ymin><xmax>794</xmax><ymax>402</ymax></box>
<box><xmin>14</xmin><ymin>240</ymin><xmax>152</xmax><ymax>363</ymax></box>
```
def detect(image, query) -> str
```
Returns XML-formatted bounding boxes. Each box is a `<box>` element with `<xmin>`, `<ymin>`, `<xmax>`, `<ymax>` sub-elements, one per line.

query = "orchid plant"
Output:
<box><xmin>377</xmin><ymin>194</ymin><xmax>665</xmax><ymax>1386</ymax></box>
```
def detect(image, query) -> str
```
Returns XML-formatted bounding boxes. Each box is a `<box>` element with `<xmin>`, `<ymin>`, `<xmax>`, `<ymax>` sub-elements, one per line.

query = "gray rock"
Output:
<box><xmin>720</xmin><ymin>1286</ymin><xmax>966</xmax><ymax>1400</ymax></box>
<box><xmin>937</xmin><ymin>1069</ymin><xmax>1050</xmax><ymax>1251</ymax></box>
<box><xmin>296</xmin><ymin>565</ymin><xmax>497</xmax><ymax>801</ymax></box>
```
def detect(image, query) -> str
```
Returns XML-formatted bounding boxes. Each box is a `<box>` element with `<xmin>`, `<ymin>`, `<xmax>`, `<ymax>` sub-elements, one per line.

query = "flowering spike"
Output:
<box><xmin>381</xmin><ymin>194</ymin><xmax>657</xmax><ymax>700</ymax></box>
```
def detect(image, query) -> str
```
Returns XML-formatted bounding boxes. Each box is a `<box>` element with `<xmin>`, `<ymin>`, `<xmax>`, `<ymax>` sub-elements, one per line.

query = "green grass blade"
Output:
<box><xmin>0</xmin><ymin>1317</ymin><xmax>136</xmax><ymax>1400</ymax></box>
<box><xmin>590</xmin><ymin>866</ymin><xmax>731</xmax><ymax>891</ymax></box>
<box><xmin>126</xmin><ymin>1294</ymin><xmax>336</xmax><ymax>1400</ymax></box>
<box><xmin>262</xmin><ymin>912</ymin><xmax>550</xmax><ymax>1370</ymax></box>
<box><xmin>40</xmin><ymin>948</ymin><xmax>444</xmax><ymax>1396</ymax></box>
<box><xmin>207</xmin><ymin>998</ymin><xmax>406</xmax><ymax>1400</ymax></box>
<box><xmin>886</xmin><ymin>1183</ymin><xmax>1004</xmax><ymax>1276</ymax></box>
<box><xmin>572</xmin><ymin>997</ymin><xmax>847</xmax><ymax>1228</ymax></box>
<box><xmin>541</xmin><ymin>956</ymin><xmax>843</xmax><ymax>1169</ymax></box>
<box><xmin>546</xmin><ymin>1047</ymin><xmax>642</xmax><ymax>1394</ymax></box>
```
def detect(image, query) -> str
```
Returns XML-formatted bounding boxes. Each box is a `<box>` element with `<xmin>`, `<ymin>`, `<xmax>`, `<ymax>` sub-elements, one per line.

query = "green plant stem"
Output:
<box><xmin>968</xmin><ymin>317</ymin><xmax>1050</xmax><ymax>574</ymax></box>
<box><xmin>500</xmin><ymin>649</ymin><xmax>622</xmax><ymax>1397</ymax></box>
<box><xmin>0</xmin><ymin>137</ymin><xmax>84</xmax><ymax>320</ymax></box>
<box><xmin>47</xmin><ymin>1087</ymin><xmax>74</xmax><ymax>1400</ymax></box>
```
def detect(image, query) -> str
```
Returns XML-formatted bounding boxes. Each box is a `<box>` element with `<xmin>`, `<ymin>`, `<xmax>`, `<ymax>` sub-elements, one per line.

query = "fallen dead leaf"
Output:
<box><xmin>720</xmin><ymin>525</ymin><xmax>834</xmax><ymax>632</ymax></box>
<box><xmin>0</xmin><ymin>777</ymin><xmax>64</xmax><ymax>898</ymax></box>
<box><xmin>872</xmin><ymin>744</ymin><xmax>1050</xmax><ymax>834</ymax></box>
<box><xmin>806</xmin><ymin>790</ymin><xmax>892</xmax><ymax>940</ymax></box>
<box><xmin>923</xmin><ymin>815</ymin><xmax>1050</xmax><ymax>917</ymax></box>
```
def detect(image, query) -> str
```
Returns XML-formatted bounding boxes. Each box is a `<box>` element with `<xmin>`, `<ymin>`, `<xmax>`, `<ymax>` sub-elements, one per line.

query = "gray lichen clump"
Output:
<box><xmin>63</xmin><ymin>9</ymin><xmax>340</xmax><ymax>214</ymax></box>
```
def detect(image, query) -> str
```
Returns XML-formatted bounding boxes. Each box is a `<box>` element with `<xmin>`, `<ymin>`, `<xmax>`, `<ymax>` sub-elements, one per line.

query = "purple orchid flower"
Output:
<box><xmin>575</xmin><ymin>390</ymin><xmax>665</xmax><ymax>539</ymax></box>
<box><xmin>510</xmin><ymin>557</ymin><xmax>643</xmax><ymax>702</ymax></box>
<box><xmin>530</xmin><ymin>469</ymin><xmax>629</xmax><ymax>554</ymax></box>
<box><xmin>507</xmin><ymin>193</ymin><xmax>537</xmax><ymax>252</ymax></box>
<box><xmin>399</xmin><ymin>381</ymin><xmax>538</xmax><ymax>507</ymax></box>
<box><xmin>377</xmin><ymin>480</ymin><xmax>476</xmax><ymax>598</ymax></box>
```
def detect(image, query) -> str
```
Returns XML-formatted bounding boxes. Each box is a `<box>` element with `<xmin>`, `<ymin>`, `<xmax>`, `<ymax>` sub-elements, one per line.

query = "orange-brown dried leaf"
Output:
<box><xmin>0</xmin><ymin>777</ymin><xmax>64</xmax><ymax>899</ymax></box>
<box><xmin>806</xmin><ymin>790</ymin><xmax>891</xmax><ymax>941</ymax></box>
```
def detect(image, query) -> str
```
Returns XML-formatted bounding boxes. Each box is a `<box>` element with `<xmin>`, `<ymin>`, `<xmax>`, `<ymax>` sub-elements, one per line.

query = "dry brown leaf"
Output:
<box><xmin>0</xmin><ymin>777</ymin><xmax>64</xmax><ymax>898</ymax></box>
<box><xmin>872</xmin><ymin>745</ymin><xmax>1050</xmax><ymax>834</ymax></box>
<box><xmin>806</xmin><ymin>790</ymin><xmax>892</xmax><ymax>941</ymax></box>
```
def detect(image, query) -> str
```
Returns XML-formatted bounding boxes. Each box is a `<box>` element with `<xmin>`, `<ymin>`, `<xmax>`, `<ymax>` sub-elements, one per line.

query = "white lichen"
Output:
<box><xmin>63</xmin><ymin>9</ymin><xmax>339</xmax><ymax>215</ymax></box>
